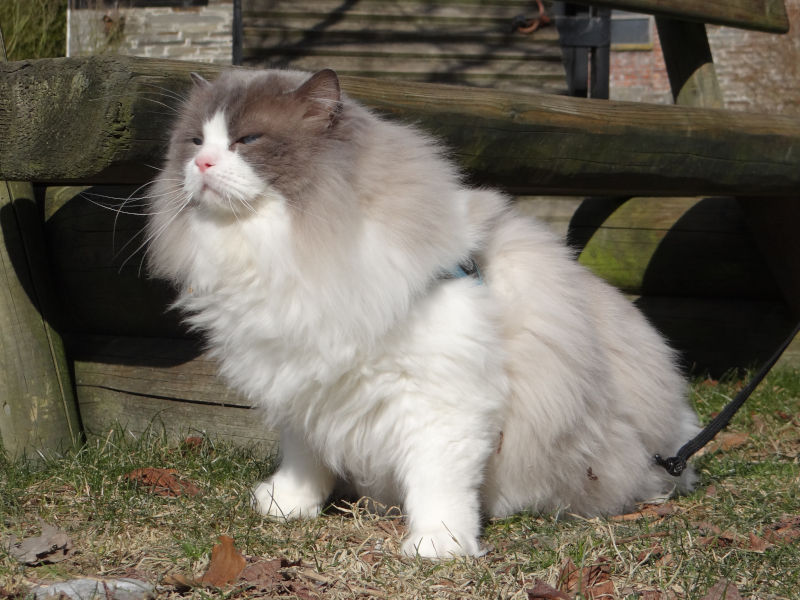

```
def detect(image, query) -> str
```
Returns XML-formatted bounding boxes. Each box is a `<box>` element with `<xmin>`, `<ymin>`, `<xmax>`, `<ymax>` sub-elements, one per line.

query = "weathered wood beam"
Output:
<box><xmin>2</xmin><ymin>56</ymin><xmax>800</xmax><ymax>197</ymax></box>
<box><xmin>568</xmin><ymin>0</ymin><xmax>789</xmax><ymax>33</ymax></box>
<box><xmin>0</xmin><ymin>182</ymin><xmax>81</xmax><ymax>457</ymax></box>
<box><xmin>656</xmin><ymin>18</ymin><xmax>723</xmax><ymax>109</ymax></box>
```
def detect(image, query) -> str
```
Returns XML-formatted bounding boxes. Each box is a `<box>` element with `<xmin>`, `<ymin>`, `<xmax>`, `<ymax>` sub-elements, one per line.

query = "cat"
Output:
<box><xmin>146</xmin><ymin>67</ymin><xmax>700</xmax><ymax>559</ymax></box>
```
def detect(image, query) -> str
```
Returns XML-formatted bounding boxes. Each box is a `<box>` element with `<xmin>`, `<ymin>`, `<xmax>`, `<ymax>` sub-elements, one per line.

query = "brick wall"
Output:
<box><xmin>67</xmin><ymin>0</ymin><xmax>233</xmax><ymax>64</ymax></box>
<box><xmin>609</xmin><ymin>0</ymin><xmax>800</xmax><ymax>115</ymax></box>
<box><xmin>609</xmin><ymin>18</ymin><xmax>671</xmax><ymax>104</ymax></box>
<box><xmin>707</xmin><ymin>0</ymin><xmax>800</xmax><ymax>115</ymax></box>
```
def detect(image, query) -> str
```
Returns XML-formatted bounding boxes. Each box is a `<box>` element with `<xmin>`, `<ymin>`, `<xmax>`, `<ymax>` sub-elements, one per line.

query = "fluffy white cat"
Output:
<box><xmin>146</xmin><ymin>68</ymin><xmax>700</xmax><ymax>558</ymax></box>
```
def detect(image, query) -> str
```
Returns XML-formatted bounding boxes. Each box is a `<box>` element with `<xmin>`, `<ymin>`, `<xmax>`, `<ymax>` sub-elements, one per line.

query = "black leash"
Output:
<box><xmin>655</xmin><ymin>320</ymin><xmax>800</xmax><ymax>477</ymax></box>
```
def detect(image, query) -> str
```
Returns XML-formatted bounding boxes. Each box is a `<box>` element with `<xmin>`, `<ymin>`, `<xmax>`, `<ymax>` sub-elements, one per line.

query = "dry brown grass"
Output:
<box><xmin>2</xmin><ymin>369</ymin><xmax>799</xmax><ymax>599</ymax></box>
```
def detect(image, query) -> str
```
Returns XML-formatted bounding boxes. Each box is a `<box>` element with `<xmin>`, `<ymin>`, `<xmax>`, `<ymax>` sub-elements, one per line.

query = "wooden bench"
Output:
<box><xmin>1</xmin><ymin>0</ymin><xmax>798</xmax><ymax>457</ymax></box>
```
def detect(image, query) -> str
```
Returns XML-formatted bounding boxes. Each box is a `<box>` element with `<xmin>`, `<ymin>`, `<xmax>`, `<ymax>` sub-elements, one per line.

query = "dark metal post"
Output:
<box><xmin>232</xmin><ymin>0</ymin><xmax>242</xmax><ymax>65</ymax></box>
<box><xmin>553</xmin><ymin>3</ymin><xmax>610</xmax><ymax>99</ymax></box>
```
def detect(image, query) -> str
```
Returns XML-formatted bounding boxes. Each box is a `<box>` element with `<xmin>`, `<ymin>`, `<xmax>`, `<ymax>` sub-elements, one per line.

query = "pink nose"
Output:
<box><xmin>195</xmin><ymin>153</ymin><xmax>217</xmax><ymax>172</ymax></box>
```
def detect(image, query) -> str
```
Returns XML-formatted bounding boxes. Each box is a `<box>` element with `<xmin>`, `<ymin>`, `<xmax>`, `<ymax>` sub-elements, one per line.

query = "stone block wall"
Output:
<box><xmin>67</xmin><ymin>1</ymin><xmax>233</xmax><ymax>64</ymax></box>
<box><xmin>68</xmin><ymin>0</ymin><xmax>800</xmax><ymax>116</ymax></box>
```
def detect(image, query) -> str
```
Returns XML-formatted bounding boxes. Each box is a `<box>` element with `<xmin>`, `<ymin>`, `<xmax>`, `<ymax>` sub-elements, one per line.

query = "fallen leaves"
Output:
<box><xmin>763</xmin><ymin>514</ymin><xmax>800</xmax><ymax>544</ymax></box>
<box><xmin>124</xmin><ymin>468</ymin><xmax>201</xmax><ymax>497</ymax></box>
<box><xmin>700</xmin><ymin>578</ymin><xmax>743</xmax><ymax>600</ymax></box>
<box><xmin>695</xmin><ymin>431</ymin><xmax>750</xmax><ymax>457</ymax></box>
<box><xmin>610</xmin><ymin>502</ymin><xmax>676</xmax><ymax>522</ymax></box>
<box><xmin>693</xmin><ymin>514</ymin><xmax>800</xmax><ymax>551</ymax></box>
<box><xmin>160</xmin><ymin>535</ymin><xmax>386</xmax><ymax>598</ymax></box>
<box><xmin>526</xmin><ymin>579</ymin><xmax>571</xmax><ymax>600</ymax></box>
<box><xmin>4</xmin><ymin>521</ymin><xmax>73</xmax><ymax>565</ymax></box>
<box><xmin>525</xmin><ymin>557</ymin><xmax>616</xmax><ymax>600</ymax></box>
<box><xmin>198</xmin><ymin>535</ymin><xmax>247</xmax><ymax>587</ymax></box>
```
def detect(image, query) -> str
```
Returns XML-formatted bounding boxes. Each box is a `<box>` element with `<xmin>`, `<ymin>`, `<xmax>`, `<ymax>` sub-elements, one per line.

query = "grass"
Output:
<box><xmin>2</xmin><ymin>368</ymin><xmax>799</xmax><ymax>599</ymax></box>
<box><xmin>0</xmin><ymin>0</ymin><xmax>66</xmax><ymax>60</ymax></box>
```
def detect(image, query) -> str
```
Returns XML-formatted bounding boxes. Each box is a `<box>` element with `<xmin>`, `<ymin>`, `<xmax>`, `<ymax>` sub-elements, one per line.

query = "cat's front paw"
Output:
<box><xmin>401</xmin><ymin>529</ymin><xmax>485</xmax><ymax>559</ymax></box>
<box><xmin>251</xmin><ymin>479</ymin><xmax>322</xmax><ymax>520</ymax></box>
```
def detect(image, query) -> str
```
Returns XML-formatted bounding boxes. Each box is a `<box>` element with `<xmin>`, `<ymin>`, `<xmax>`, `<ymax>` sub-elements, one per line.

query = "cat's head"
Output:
<box><xmin>164</xmin><ymin>68</ymin><xmax>345</xmax><ymax>216</ymax></box>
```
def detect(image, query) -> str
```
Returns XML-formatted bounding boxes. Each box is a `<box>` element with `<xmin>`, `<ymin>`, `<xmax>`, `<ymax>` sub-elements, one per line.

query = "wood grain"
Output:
<box><xmin>69</xmin><ymin>334</ymin><xmax>278</xmax><ymax>448</ymax></box>
<box><xmin>1</xmin><ymin>56</ymin><xmax>799</xmax><ymax>197</ymax></box>
<box><xmin>568</xmin><ymin>0</ymin><xmax>790</xmax><ymax>33</ymax></box>
<box><xmin>0</xmin><ymin>182</ymin><xmax>81</xmax><ymax>457</ymax></box>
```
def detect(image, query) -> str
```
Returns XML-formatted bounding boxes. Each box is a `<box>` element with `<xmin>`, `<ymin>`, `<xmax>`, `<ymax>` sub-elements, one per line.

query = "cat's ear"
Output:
<box><xmin>292</xmin><ymin>69</ymin><xmax>343</xmax><ymax>129</ymax></box>
<box><xmin>190</xmin><ymin>72</ymin><xmax>211</xmax><ymax>88</ymax></box>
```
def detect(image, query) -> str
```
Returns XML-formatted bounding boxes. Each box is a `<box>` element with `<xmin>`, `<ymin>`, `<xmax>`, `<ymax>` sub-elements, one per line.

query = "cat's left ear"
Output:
<box><xmin>190</xmin><ymin>72</ymin><xmax>212</xmax><ymax>88</ymax></box>
<box><xmin>293</xmin><ymin>69</ymin><xmax>343</xmax><ymax>130</ymax></box>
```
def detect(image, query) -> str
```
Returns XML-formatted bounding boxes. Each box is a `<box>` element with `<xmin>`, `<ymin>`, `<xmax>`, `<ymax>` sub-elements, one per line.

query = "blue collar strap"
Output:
<box><xmin>439</xmin><ymin>257</ymin><xmax>483</xmax><ymax>284</ymax></box>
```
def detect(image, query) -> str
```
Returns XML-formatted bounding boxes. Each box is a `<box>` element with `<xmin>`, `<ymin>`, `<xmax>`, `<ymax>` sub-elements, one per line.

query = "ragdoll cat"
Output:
<box><xmin>146</xmin><ymin>68</ymin><xmax>700</xmax><ymax>559</ymax></box>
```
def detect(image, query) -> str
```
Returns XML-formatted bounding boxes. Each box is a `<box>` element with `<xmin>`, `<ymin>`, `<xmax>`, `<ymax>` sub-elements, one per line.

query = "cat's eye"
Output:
<box><xmin>191</xmin><ymin>137</ymin><xmax>203</xmax><ymax>145</ymax></box>
<box><xmin>237</xmin><ymin>134</ymin><xmax>261</xmax><ymax>145</ymax></box>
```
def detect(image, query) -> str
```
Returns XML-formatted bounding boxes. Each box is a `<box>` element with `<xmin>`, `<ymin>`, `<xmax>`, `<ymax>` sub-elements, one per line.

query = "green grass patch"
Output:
<box><xmin>0</xmin><ymin>0</ymin><xmax>67</xmax><ymax>60</ymax></box>
<box><xmin>2</xmin><ymin>370</ymin><xmax>799</xmax><ymax>599</ymax></box>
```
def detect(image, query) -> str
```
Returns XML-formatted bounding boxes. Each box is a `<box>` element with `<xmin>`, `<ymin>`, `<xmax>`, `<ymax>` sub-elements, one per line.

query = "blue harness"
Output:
<box><xmin>440</xmin><ymin>257</ymin><xmax>483</xmax><ymax>284</ymax></box>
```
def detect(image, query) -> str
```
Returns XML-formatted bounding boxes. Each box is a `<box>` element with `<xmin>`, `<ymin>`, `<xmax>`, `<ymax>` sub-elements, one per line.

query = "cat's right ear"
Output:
<box><xmin>292</xmin><ymin>69</ymin><xmax>343</xmax><ymax>130</ymax></box>
<box><xmin>190</xmin><ymin>72</ymin><xmax>212</xmax><ymax>88</ymax></box>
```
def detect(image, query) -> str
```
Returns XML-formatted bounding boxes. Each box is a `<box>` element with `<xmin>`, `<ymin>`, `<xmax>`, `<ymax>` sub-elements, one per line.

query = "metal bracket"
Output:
<box><xmin>552</xmin><ymin>3</ymin><xmax>611</xmax><ymax>99</ymax></box>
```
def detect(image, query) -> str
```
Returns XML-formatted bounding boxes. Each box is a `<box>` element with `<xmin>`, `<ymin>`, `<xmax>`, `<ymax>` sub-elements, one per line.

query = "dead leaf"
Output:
<box><xmin>746</xmin><ymin>532</ymin><xmax>772</xmax><ymax>553</ymax></box>
<box><xmin>636</xmin><ymin>543</ymin><xmax>663</xmax><ymax>563</ymax></box>
<box><xmin>557</xmin><ymin>558</ymin><xmax>580</xmax><ymax>593</ymax></box>
<box><xmin>587</xmin><ymin>579</ymin><xmax>615</xmax><ymax>599</ymax></box>
<box><xmin>694</xmin><ymin>521</ymin><xmax>722</xmax><ymax>536</ymax></box>
<box><xmin>124</xmin><ymin>468</ymin><xmax>201</xmax><ymax>497</ymax></box>
<box><xmin>640</xmin><ymin>591</ymin><xmax>665</xmax><ymax>600</ymax></box>
<box><xmin>180</xmin><ymin>436</ymin><xmax>207</xmax><ymax>453</ymax></box>
<box><xmin>161</xmin><ymin>573</ymin><xmax>198</xmax><ymax>592</ymax></box>
<box><xmin>198</xmin><ymin>535</ymin><xmax>246</xmax><ymax>587</ymax></box>
<box><xmin>749</xmin><ymin>413</ymin><xmax>767</xmax><ymax>433</ymax></box>
<box><xmin>611</xmin><ymin>502</ymin><xmax>675</xmax><ymax>522</ymax></box>
<box><xmin>696</xmin><ymin>432</ymin><xmax>749</xmax><ymax>457</ymax></box>
<box><xmin>5</xmin><ymin>521</ymin><xmax>73</xmax><ymax>565</ymax></box>
<box><xmin>526</xmin><ymin>579</ymin><xmax>571</xmax><ymax>600</ymax></box>
<box><xmin>655</xmin><ymin>553</ymin><xmax>674</xmax><ymax>568</ymax></box>
<box><xmin>763</xmin><ymin>515</ymin><xmax>800</xmax><ymax>544</ymax></box>
<box><xmin>557</xmin><ymin>556</ymin><xmax>613</xmax><ymax>598</ymax></box>
<box><xmin>239</xmin><ymin>558</ymin><xmax>286</xmax><ymax>586</ymax></box>
<box><xmin>700</xmin><ymin>578</ymin><xmax>743</xmax><ymax>600</ymax></box>
<box><xmin>697</xmin><ymin>523</ymin><xmax>740</xmax><ymax>549</ymax></box>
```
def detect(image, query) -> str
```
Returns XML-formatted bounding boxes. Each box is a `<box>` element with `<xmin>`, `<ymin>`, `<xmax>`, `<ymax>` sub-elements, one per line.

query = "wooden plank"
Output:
<box><xmin>242</xmin><ymin>0</ymin><xmax>564</xmax><ymax>94</ymax></box>
<box><xmin>0</xmin><ymin>182</ymin><xmax>81</xmax><ymax>457</ymax></box>
<box><xmin>2</xmin><ymin>56</ymin><xmax>800</xmax><ymax>197</ymax></box>
<box><xmin>568</xmin><ymin>0</ymin><xmax>789</xmax><ymax>33</ymax></box>
<box><xmin>46</xmin><ymin>188</ymin><xmax>783</xmax><ymax>330</ymax></box>
<box><xmin>244</xmin><ymin>0</ymin><xmax>548</xmax><ymax>22</ymax></box>
<box><xmin>68</xmin><ymin>335</ymin><xmax>244</xmax><ymax>407</ymax></box>
<box><xmin>573</xmin><ymin>196</ymin><xmax>782</xmax><ymax>298</ymax></box>
<box><xmin>243</xmin><ymin>54</ymin><xmax>566</xmax><ymax>93</ymax></box>
<box><xmin>69</xmin><ymin>334</ymin><xmax>274</xmax><ymax>448</ymax></box>
<box><xmin>78</xmin><ymin>389</ymin><xmax>276</xmax><ymax>449</ymax></box>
